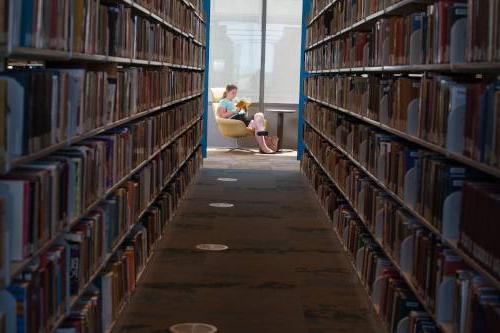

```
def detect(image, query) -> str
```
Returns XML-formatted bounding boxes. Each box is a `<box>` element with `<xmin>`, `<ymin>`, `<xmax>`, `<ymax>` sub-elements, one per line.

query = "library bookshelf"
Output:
<box><xmin>0</xmin><ymin>1</ymin><xmax>207</xmax><ymax>332</ymax></box>
<box><xmin>302</xmin><ymin>0</ymin><xmax>500</xmax><ymax>333</ymax></box>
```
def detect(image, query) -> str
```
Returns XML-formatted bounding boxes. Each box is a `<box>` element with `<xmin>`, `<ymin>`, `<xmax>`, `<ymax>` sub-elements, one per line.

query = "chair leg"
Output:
<box><xmin>225</xmin><ymin>138</ymin><xmax>254</xmax><ymax>153</ymax></box>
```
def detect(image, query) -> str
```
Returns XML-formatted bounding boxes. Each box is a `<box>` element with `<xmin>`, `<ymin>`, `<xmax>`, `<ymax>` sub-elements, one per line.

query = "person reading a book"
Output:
<box><xmin>217</xmin><ymin>84</ymin><xmax>275</xmax><ymax>154</ymax></box>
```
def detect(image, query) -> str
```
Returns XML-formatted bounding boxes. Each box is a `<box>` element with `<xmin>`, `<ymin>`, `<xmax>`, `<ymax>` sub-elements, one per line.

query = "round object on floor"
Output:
<box><xmin>169</xmin><ymin>323</ymin><xmax>218</xmax><ymax>333</ymax></box>
<box><xmin>217</xmin><ymin>177</ymin><xmax>238</xmax><ymax>182</ymax></box>
<box><xmin>209</xmin><ymin>203</ymin><xmax>234</xmax><ymax>208</ymax></box>
<box><xmin>195</xmin><ymin>244</ymin><xmax>229</xmax><ymax>251</ymax></box>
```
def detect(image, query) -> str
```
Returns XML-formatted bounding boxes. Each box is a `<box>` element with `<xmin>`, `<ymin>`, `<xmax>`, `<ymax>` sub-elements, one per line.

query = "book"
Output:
<box><xmin>459</xmin><ymin>183</ymin><xmax>500</xmax><ymax>280</ymax></box>
<box><xmin>0</xmin><ymin>80</ymin><xmax>6</xmax><ymax>172</ymax></box>
<box><xmin>0</xmin><ymin>0</ymin><xmax>6</xmax><ymax>47</ymax></box>
<box><xmin>0</xmin><ymin>200</ymin><xmax>6</xmax><ymax>289</ymax></box>
<box><xmin>235</xmin><ymin>99</ymin><xmax>251</xmax><ymax>111</ymax></box>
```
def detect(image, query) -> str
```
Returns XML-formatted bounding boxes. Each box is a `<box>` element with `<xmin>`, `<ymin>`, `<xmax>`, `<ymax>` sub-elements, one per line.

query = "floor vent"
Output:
<box><xmin>195</xmin><ymin>244</ymin><xmax>229</xmax><ymax>251</ymax></box>
<box><xmin>169</xmin><ymin>323</ymin><xmax>218</xmax><ymax>333</ymax></box>
<box><xmin>209</xmin><ymin>203</ymin><xmax>234</xmax><ymax>208</ymax></box>
<box><xmin>217</xmin><ymin>177</ymin><xmax>238</xmax><ymax>182</ymax></box>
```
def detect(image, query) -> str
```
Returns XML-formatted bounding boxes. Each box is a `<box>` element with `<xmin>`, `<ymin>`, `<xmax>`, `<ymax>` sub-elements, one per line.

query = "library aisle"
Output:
<box><xmin>112</xmin><ymin>149</ymin><xmax>383</xmax><ymax>333</ymax></box>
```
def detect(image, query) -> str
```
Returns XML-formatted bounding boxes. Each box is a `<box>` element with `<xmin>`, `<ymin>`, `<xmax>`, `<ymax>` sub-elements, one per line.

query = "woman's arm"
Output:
<box><xmin>217</xmin><ymin>105</ymin><xmax>235</xmax><ymax>119</ymax></box>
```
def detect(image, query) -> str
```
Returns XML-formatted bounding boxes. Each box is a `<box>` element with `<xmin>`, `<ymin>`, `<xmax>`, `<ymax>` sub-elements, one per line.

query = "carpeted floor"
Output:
<box><xmin>113</xmin><ymin>149</ymin><xmax>383</xmax><ymax>333</ymax></box>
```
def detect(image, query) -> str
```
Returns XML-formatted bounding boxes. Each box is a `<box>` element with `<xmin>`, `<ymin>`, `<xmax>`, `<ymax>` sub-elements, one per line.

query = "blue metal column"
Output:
<box><xmin>202</xmin><ymin>0</ymin><xmax>211</xmax><ymax>158</ymax></box>
<box><xmin>297</xmin><ymin>0</ymin><xmax>311</xmax><ymax>160</ymax></box>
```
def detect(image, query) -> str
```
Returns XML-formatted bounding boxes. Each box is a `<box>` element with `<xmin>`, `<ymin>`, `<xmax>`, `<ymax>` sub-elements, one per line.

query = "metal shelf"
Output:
<box><xmin>5</xmin><ymin>47</ymin><xmax>206</xmax><ymax>70</ymax></box>
<box><xmin>306</xmin><ymin>63</ymin><xmax>500</xmax><ymax>74</ymax></box>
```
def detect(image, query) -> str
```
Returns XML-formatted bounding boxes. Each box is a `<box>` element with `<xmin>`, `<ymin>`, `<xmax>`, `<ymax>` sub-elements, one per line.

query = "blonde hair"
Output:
<box><xmin>222</xmin><ymin>84</ymin><xmax>238</xmax><ymax>98</ymax></box>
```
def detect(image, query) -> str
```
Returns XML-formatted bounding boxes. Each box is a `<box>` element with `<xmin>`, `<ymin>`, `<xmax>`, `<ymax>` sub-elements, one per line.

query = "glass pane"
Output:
<box><xmin>209</xmin><ymin>0</ymin><xmax>262</xmax><ymax>102</ymax></box>
<box><xmin>264</xmin><ymin>0</ymin><xmax>302</xmax><ymax>104</ymax></box>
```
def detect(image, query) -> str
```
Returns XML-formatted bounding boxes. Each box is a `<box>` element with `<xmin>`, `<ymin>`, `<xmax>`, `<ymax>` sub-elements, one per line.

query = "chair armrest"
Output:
<box><xmin>215</xmin><ymin>117</ymin><xmax>254</xmax><ymax>138</ymax></box>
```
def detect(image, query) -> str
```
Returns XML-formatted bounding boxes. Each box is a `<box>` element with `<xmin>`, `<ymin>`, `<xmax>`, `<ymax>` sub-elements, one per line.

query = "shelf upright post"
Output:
<box><xmin>297</xmin><ymin>0</ymin><xmax>311</xmax><ymax>160</ymax></box>
<box><xmin>202</xmin><ymin>0</ymin><xmax>211</xmax><ymax>158</ymax></box>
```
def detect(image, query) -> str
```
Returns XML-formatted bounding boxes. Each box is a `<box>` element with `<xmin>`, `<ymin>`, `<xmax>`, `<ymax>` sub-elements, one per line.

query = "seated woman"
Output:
<box><xmin>217</xmin><ymin>84</ymin><xmax>274</xmax><ymax>154</ymax></box>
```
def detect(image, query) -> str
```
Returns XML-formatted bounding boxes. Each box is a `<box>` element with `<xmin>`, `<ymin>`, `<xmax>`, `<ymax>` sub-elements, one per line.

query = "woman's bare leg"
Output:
<box><xmin>253</xmin><ymin>113</ymin><xmax>273</xmax><ymax>153</ymax></box>
<box><xmin>247</xmin><ymin>120</ymin><xmax>255</xmax><ymax>130</ymax></box>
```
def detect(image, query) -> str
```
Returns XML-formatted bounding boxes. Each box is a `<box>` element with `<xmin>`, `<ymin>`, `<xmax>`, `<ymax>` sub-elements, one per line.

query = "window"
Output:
<box><xmin>264</xmin><ymin>0</ymin><xmax>302</xmax><ymax>104</ymax></box>
<box><xmin>209</xmin><ymin>0</ymin><xmax>263</xmax><ymax>102</ymax></box>
<box><xmin>208</xmin><ymin>0</ymin><xmax>303</xmax><ymax>149</ymax></box>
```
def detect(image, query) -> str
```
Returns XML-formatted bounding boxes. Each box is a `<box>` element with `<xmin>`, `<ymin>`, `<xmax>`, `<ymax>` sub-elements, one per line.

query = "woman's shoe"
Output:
<box><xmin>259</xmin><ymin>147</ymin><xmax>276</xmax><ymax>154</ymax></box>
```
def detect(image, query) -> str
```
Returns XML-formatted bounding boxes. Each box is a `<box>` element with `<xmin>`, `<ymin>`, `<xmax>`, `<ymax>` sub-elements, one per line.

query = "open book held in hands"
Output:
<box><xmin>236</xmin><ymin>99</ymin><xmax>251</xmax><ymax>113</ymax></box>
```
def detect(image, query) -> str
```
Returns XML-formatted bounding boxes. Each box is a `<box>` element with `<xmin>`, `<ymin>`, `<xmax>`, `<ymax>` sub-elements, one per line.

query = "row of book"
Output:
<box><xmin>0</xmin><ymin>99</ymin><xmax>202</xmax><ymax>270</ymax></box>
<box><xmin>135</xmin><ymin>0</ymin><xmax>206</xmax><ymax>44</ymax></box>
<box><xmin>133</xmin><ymin>13</ymin><xmax>206</xmax><ymax>66</ymax></box>
<box><xmin>306</xmin><ymin>0</ymin><xmax>500</xmax><ymax>68</ymax></box>
<box><xmin>58</xmin><ymin>151</ymin><xmax>201</xmax><ymax>333</ymax></box>
<box><xmin>304</xmin><ymin>75</ymin><xmax>500</xmax><ymax>170</ymax></box>
<box><xmin>303</xmin><ymin>112</ymin><xmax>500</xmax><ymax>283</ymax></box>
<box><xmin>0</xmin><ymin>147</ymin><xmax>202</xmax><ymax>333</ymax></box>
<box><xmin>301</xmin><ymin>151</ymin><xmax>441</xmax><ymax>333</ymax></box>
<box><xmin>0</xmin><ymin>67</ymin><xmax>203</xmax><ymax>161</ymax></box>
<box><xmin>305</xmin><ymin>103</ymin><xmax>466</xmax><ymax>230</ymax></box>
<box><xmin>191</xmin><ymin>0</ymin><xmax>206</xmax><ymax>22</ymax></box>
<box><xmin>308</xmin><ymin>0</ymin><xmax>335</xmax><ymax>22</ymax></box>
<box><xmin>302</xmin><ymin>136</ymin><xmax>500</xmax><ymax>333</ymax></box>
<box><xmin>5</xmin><ymin>0</ymin><xmax>205</xmax><ymax>66</ymax></box>
<box><xmin>308</xmin><ymin>0</ymin><xmax>417</xmax><ymax>47</ymax></box>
